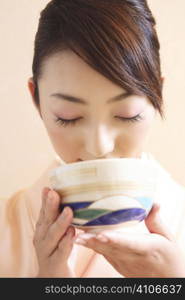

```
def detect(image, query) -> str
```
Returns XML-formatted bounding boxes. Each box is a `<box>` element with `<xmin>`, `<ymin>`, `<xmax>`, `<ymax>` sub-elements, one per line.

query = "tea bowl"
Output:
<box><xmin>49</xmin><ymin>157</ymin><xmax>159</xmax><ymax>232</ymax></box>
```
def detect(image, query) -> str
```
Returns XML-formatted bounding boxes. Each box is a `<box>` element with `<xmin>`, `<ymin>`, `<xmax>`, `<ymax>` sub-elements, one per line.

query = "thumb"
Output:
<box><xmin>145</xmin><ymin>203</ymin><xmax>174</xmax><ymax>240</ymax></box>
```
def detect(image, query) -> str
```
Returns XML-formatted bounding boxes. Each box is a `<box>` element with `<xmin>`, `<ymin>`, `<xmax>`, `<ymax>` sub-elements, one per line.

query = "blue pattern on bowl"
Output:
<box><xmin>84</xmin><ymin>208</ymin><xmax>146</xmax><ymax>226</ymax></box>
<box><xmin>60</xmin><ymin>201</ymin><xmax>93</xmax><ymax>211</ymax></box>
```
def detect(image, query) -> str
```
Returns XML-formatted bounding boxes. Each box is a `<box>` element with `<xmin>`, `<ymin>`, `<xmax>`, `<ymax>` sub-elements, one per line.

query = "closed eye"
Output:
<box><xmin>55</xmin><ymin>117</ymin><xmax>82</xmax><ymax>127</ymax></box>
<box><xmin>115</xmin><ymin>114</ymin><xmax>143</xmax><ymax>123</ymax></box>
<box><xmin>55</xmin><ymin>114</ymin><xmax>143</xmax><ymax>127</ymax></box>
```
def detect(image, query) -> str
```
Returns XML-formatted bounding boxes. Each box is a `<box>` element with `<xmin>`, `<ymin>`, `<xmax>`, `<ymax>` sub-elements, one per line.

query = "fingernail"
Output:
<box><xmin>96</xmin><ymin>234</ymin><xmax>109</xmax><ymax>243</ymax></box>
<box><xmin>48</xmin><ymin>190</ymin><xmax>54</xmax><ymax>201</ymax></box>
<box><xmin>74</xmin><ymin>238</ymin><xmax>87</xmax><ymax>245</ymax></box>
<box><xmin>42</xmin><ymin>187</ymin><xmax>50</xmax><ymax>199</ymax></box>
<box><xmin>67</xmin><ymin>228</ymin><xmax>74</xmax><ymax>238</ymax></box>
<box><xmin>77</xmin><ymin>233</ymin><xmax>96</xmax><ymax>240</ymax></box>
<box><xmin>60</xmin><ymin>207</ymin><xmax>69</xmax><ymax>219</ymax></box>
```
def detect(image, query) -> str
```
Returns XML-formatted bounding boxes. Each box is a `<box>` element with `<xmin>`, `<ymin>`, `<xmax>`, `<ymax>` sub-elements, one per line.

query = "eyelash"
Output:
<box><xmin>55</xmin><ymin>114</ymin><xmax>143</xmax><ymax>127</ymax></box>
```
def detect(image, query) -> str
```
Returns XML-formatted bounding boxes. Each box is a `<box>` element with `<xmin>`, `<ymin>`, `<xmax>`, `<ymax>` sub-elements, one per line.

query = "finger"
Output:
<box><xmin>145</xmin><ymin>203</ymin><xmax>174</xmax><ymax>240</ymax></box>
<box><xmin>53</xmin><ymin>226</ymin><xmax>75</xmax><ymax>261</ymax></box>
<box><xmin>74</xmin><ymin>229</ymin><xmax>144</xmax><ymax>256</ymax></box>
<box><xmin>43</xmin><ymin>206</ymin><xmax>74</xmax><ymax>256</ymax></box>
<box><xmin>74</xmin><ymin>232</ymin><xmax>111</xmax><ymax>255</ymax></box>
<box><xmin>34</xmin><ymin>187</ymin><xmax>51</xmax><ymax>250</ymax></box>
<box><xmin>34</xmin><ymin>188</ymin><xmax>61</xmax><ymax>244</ymax></box>
<box><xmin>38</xmin><ymin>187</ymin><xmax>50</xmax><ymax>224</ymax></box>
<box><xmin>41</xmin><ymin>189</ymin><xmax>61</xmax><ymax>238</ymax></box>
<box><xmin>34</xmin><ymin>187</ymin><xmax>51</xmax><ymax>236</ymax></box>
<box><xmin>42</xmin><ymin>186</ymin><xmax>51</xmax><ymax>200</ymax></box>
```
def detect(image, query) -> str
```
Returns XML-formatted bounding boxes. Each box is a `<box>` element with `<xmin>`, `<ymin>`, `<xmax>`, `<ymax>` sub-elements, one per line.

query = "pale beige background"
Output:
<box><xmin>0</xmin><ymin>0</ymin><xmax>185</xmax><ymax>198</ymax></box>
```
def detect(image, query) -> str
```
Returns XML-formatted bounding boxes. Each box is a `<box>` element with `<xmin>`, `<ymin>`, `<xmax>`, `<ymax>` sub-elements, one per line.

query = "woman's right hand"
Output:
<box><xmin>33</xmin><ymin>187</ymin><xmax>76</xmax><ymax>277</ymax></box>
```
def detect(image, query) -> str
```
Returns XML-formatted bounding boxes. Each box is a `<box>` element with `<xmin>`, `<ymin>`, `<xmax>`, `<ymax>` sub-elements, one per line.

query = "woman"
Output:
<box><xmin>1</xmin><ymin>0</ymin><xmax>185</xmax><ymax>277</ymax></box>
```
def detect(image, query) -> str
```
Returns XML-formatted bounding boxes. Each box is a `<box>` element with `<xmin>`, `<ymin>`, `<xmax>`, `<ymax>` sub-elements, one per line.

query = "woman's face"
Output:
<box><xmin>28</xmin><ymin>50</ymin><xmax>156</xmax><ymax>163</ymax></box>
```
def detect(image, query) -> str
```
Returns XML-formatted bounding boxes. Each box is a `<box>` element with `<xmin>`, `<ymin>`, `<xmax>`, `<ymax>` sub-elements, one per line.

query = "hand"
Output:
<box><xmin>33</xmin><ymin>187</ymin><xmax>76</xmax><ymax>277</ymax></box>
<box><xmin>74</xmin><ymin>204</ymin><xmax>185</xmax><ymax>277</ymax></box>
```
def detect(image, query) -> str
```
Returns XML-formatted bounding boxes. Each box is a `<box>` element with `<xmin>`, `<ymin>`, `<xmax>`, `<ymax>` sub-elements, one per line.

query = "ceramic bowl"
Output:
<box><xmin>49</xmin><ymin>158</ymin><xmax>159</xmax><ymax>232</ymax></box>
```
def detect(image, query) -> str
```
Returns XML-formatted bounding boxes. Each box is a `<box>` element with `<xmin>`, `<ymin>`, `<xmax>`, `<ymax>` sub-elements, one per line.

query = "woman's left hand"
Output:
<box><xmin>74</xmin><ymin>204</ymin><xmax>185</xmax><ymax>277</ymax></box>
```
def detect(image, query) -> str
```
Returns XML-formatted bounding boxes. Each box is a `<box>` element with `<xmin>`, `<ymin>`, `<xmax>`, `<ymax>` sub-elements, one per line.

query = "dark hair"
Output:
<box><xmin>32</xmin><ymin>0</ymin><xmax>164</xmax><ymax>118</ymax></box>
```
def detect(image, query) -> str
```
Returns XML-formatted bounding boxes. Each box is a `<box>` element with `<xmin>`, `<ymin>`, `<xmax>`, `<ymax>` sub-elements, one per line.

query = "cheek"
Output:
<box><xmin>118</xmin><ymin>120</ymin><xmax>153</xmax><ymax>152</ymax></box>
<box><xmin>45</xmin><ymin>123</ymin><xmax>81</xmax><ymax>162</ymax></box>
<box><xmin>127</xmin><ymin>108</ymin><xmax>155</xmax><ymax>143</ymax></box>
<box><xmin>131</xmin><ymin>121</ymin><xmax>152</xmax><ymax>140</ymax></box>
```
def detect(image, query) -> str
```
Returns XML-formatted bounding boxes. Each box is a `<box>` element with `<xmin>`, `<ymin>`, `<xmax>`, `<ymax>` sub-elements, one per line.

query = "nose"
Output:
<box><xmin>84</xmin><ymin>124</ymin><xmax>115</xmax><ymax>159</ymax></box>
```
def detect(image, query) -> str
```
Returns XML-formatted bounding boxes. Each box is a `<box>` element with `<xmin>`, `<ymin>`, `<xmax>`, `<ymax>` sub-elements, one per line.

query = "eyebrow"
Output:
<box><xmin>50</xmin><ymin>91</ymin><xmax>131</xmax><ymax>105</ymax></box>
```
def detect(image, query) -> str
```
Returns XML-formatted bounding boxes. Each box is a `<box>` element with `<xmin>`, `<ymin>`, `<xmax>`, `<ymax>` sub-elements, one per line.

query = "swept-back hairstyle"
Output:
<box><xmin>32</xmin><ymin>0</ymin><xmax>164</xmax><ymax>117</ymax></box>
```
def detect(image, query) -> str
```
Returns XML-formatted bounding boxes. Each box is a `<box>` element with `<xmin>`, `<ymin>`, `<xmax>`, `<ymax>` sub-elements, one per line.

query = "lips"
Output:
<box><xmin>77</xmin><ymin>157</ymin><xmax>122</xmax><ymax>162</ymax></box>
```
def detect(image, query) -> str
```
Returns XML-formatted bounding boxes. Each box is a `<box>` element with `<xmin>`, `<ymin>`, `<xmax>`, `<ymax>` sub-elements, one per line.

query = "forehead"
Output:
<box><xmin>39</xmin><ymin>50</ymin><xmax>126</xmax><ymax>97</ymax></box>
<box><xmin>39</xmin><ymin>50</ymin><xmax>152</xmax><ymax>109</ymax></box>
